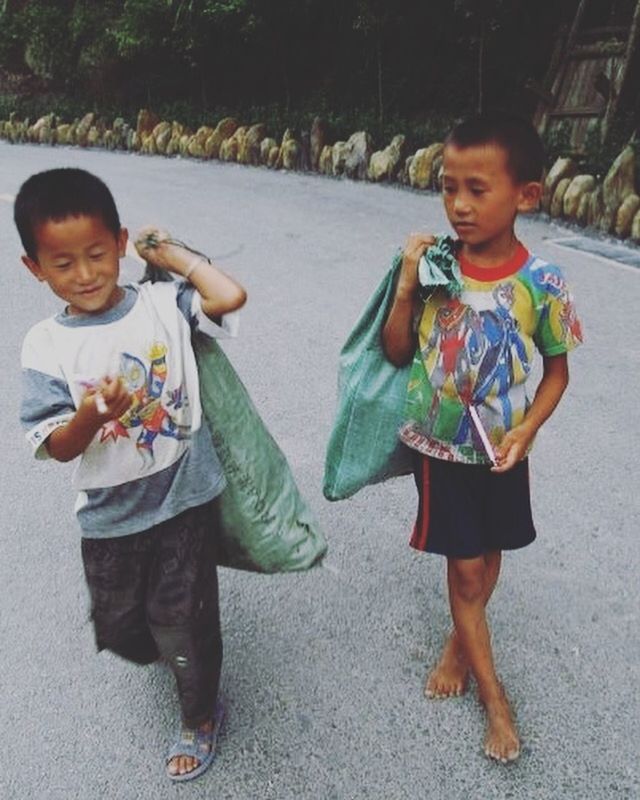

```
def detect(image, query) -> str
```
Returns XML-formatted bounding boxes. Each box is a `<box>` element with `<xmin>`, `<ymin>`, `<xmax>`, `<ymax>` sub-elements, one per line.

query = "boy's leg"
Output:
<box><xmin>425</xmin><ymin>550</ymin><xmax>501</xmax><ymax>698</ymax></box>
<box><xmin>81</xmin><ymin>532</ymin><xmax>159</xmax><ymax>665</ymax></box>
<box><xmin>446</xmin><ymin>554</ymin><xmax>520</xmax><ymax>762</ymax></box>
<box><xmin>145</xmin><ymin>500</ymin><xmax>223</xmax><ymax>778</ymax></box>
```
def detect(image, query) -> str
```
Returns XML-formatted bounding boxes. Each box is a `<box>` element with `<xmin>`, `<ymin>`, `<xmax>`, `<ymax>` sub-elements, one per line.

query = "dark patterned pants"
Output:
<box><xmin>81</xmin><ymin>500</ymin><xmax>222</xmax><ymax>728</ymax></box>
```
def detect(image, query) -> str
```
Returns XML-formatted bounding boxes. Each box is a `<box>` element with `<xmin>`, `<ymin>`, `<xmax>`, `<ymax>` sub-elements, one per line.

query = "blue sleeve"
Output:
<box><xmin>20</xmin><ymin>368</ymin><xmax>75</xmax><ymax>458</ymax></box>
<box><xmin>176</xmin><ymin>281</ymin><xmax>198</xmax><ymax>331</ymax></box>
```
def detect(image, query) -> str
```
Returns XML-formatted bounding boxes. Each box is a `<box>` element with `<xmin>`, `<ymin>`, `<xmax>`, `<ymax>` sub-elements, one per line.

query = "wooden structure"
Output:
<box><xmin>531</xmin><ymin>0</ymin><xmax>640</xmax><ymax>149</ymax></box>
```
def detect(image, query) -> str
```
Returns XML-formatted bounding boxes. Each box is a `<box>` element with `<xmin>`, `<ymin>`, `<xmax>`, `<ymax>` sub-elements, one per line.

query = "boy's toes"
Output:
<box><xmin>484</xmin><ymin>740</ymin><xmax>520</xmax><ymax>764</ymax></box>
<box><xmin>168</xmin><ymin>755</ymin><xmax>201</xmax><ymax>776</ymax></box>
<box><xmin>167</xmin><ymin>756</ymin><xmax>180</xmax><ymax>776</ymax></box>
<box><xmin>425</xmin><ymin>676</ymin><xmax>463</xmax><ymax>699</ymax></box>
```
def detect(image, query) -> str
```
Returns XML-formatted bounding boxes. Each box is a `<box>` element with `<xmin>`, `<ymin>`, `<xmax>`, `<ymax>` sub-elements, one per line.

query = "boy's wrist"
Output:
<box><xmin>518</xmin><ymin>416</ymin><xmax>539</xmax><ymax>439</ymax></box>
<box><xmin>156</xmin><ymin>242</ymin><xmax>193</xmax><ymax>274</ymax></box>
<box><xmin>76</xmin><ymin>396</ymin><xmax>104</xmax><ymax>431</ymax></box>
<box><xmin>395</xmin><ymin>286</ymin><xmax>417</xmax><ymax>303</ymax></box>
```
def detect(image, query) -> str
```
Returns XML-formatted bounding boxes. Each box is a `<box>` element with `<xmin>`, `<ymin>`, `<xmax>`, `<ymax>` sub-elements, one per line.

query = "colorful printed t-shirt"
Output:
<box><xmin>399</xmin><ymin>244</ymin><xmax>582</xmax><ymax>464</ymax></box>
<box><xmin>20</xmin><ymin>281</ymin><xmax>239</xmax><ymax>537</ymax></box>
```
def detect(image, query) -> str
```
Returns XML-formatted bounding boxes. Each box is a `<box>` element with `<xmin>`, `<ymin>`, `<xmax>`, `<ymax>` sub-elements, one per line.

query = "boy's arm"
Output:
<box><xmin>382</xmin><ymin>234</ymin><xmax>434</xmax><ymax>366</ymax></box>
<box><xmin>135</xmin><ymin>228</ymin><xmax>247</xmax><ymax>319</ymax></box>
<box><xmin>46</xmin><ymin>377</ymin><xmax>131</xmax><ymax>462</ymax></box>
<box><xmin>492</xmin><ymin>353</ymin><xmax>569</xmax><ymax>473</ymax></box>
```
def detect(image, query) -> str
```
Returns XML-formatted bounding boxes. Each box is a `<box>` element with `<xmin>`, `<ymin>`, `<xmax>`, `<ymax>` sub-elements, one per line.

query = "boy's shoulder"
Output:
<box><xmin>21</xmin><ymin>314</ymin><xmax>65</xmax><ymax>376</ymax></box>
<box><xmin>22</xmin><ymin>313</ymin><xmax>59</xmax><ymax>351</ymax></box>
<box><xmin>520</xmin><ymin>248</ymin><xmax>574</xmax><ymax>296</ymax></box>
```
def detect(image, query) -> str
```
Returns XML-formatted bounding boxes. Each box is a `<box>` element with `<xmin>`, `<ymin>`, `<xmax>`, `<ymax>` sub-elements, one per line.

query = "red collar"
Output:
<box><xmin>459</xmin><ymin>242</ymin><xmax>530</xmax><ymax>282</ymax></box>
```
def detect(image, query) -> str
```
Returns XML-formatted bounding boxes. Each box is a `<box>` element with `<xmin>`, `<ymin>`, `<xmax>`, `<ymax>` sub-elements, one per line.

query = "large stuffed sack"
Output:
<box><xmin>195</xmin><ymin>334</ymin><xmax>326</xmax><ymax>572</ymax></box>
<box><xmin>323</xmin><ymin>252</ymin><xmax>414</xmax><ymax>501</ymax></box>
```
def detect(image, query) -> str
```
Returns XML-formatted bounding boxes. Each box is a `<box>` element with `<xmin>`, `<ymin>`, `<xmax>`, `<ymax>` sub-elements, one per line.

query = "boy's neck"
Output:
<box><xmin>459</xmin><ymin>230</ymin><xmax>519</xmax><ymax>268</ymax></box>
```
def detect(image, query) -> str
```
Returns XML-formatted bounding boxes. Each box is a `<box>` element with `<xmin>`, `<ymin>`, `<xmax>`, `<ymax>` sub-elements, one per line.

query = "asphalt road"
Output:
<box><xmin>1</xmin><ymin>142</ymin><xmax>638</xmax><ymax>800</ymax></box>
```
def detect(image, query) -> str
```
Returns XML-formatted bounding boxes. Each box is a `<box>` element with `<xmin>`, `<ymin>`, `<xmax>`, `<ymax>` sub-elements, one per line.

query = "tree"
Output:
<box><xmin>454</xmin><ymin>0</ymin><xmax>507</xmax><ymax>114</ymax></box>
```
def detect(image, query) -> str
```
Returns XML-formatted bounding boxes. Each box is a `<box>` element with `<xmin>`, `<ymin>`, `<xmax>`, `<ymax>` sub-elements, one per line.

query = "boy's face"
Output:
<box><xmin>23</xmin><ymin>214</ymin><xmax>128</xmax><ymax>315</ymax></box>
<box><xmin>442</xmin><ymin>142</ymin><xmax>541</xmax><ymax>258</ymax></box>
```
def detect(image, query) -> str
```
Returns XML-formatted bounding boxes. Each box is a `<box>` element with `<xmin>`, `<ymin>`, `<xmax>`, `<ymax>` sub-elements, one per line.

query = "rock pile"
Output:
<box><xmin>542</xmin><ymin>147</ymin><xmax>640</xmax><ymax>241</ymax></box>
<box><xmin>2</xmin><ymin>107</ymin><xmax>639</xmax><ymax>243</ymax></box>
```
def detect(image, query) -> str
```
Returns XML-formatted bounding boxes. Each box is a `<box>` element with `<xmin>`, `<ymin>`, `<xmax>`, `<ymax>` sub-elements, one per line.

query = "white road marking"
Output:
<box><xmin>546</xmin><ymin>236</ymin><xmax>640</xmax><ymax>275</ymax></box>
<box><xmin>0</xmin><ymin>193</ymin><xmax>15</xmax><ymax>203</ymax></box>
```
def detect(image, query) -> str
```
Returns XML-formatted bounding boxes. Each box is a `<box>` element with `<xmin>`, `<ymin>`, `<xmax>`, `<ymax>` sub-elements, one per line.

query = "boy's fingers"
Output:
<box><xmin>134</xmin><ymin>225</ymin><xmax>171</xmax><ymax>250</ymax></box>
<box><xmin>102</xmin><ymin>377</ymin><xmax>126</xmax><ymax>401</ymax></box>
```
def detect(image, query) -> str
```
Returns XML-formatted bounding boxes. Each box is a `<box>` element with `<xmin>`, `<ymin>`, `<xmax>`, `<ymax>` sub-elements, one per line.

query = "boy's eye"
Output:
<box><xmin>90</xmin><ymin>252</ymin><xmax>106</xmax><ymax>261</ymax></box>
<box><xmin>470</xmin><ymin>188</ymin><xmax>486</xmax><ymax>196</ymax></box>
<box><xmin>443</xmin><ymin>185</ymin><xmax>455</xmax><ymax>195</ymax></box>
<box><xmin>54</xmin><ymin>261</ymin><xmax>72</xmax><ymax>269</ymax></box>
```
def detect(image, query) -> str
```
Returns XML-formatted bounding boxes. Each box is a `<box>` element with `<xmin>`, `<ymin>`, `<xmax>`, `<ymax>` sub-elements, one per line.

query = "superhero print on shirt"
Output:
<box><xmin>97</xmin><ymin>341</ymin><xmax>191</xmax><ymax>467</ymax></box>
<box><xmin>419</xmin><ymin>282</ymin><xmax>530</xmax><ymax>453</ymax></box>
<box><xmin>473</xmin><ymin>283</ymin><xmax>530</xmax><ymax>426</ymax></box>
<box><xmin>421</xmin><ymin>297</ymin><xmax>483</xmax><ymax>425</ymax></box>
<box><xmin>533</xmin><ymin>268</ymin><xmax>583</xmax><ymax>348</ymax></box>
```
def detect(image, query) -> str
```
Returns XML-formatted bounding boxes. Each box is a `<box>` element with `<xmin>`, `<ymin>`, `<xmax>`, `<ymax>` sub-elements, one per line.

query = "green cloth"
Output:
<box><xmin>323</xmin><ymin>252</ymin><xmax>414</xmax><ymax>501</ymax></box>
<box><xmin>195</xmin><ymin>335</ymin><xmax>326</xmax><ymax>572</ymax></box>
<box><xmin>323</xmin><ymin>236</ymin><xmax>461</xmax><ymax>501</ymax></box>
<box><xmin>417</xmin><ymin>235</ymin><xmax>463</xmax><ymax>300</ymax></box>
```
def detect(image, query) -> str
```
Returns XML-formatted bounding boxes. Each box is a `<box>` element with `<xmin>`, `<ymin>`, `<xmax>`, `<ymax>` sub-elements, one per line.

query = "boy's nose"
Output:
<box><xmin>453</xmin><ymin>196</ymin><xmax>471</xmax><ymax>216</ymax></box>
<box><xmin>75</xmin><ymin>259</ymin><xmax>96</xmax><ymax>283</ymax></box>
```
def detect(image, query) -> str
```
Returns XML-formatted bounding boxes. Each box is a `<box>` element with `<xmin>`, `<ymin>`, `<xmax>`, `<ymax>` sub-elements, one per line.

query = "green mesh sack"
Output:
<box><xmin>194</xmin><ymin>334</ymin><xmax>326</xmax><ymax>572</ymax></box>
<box><xmin>323</xmin><ymin>252</ymin><xmax>414</xmax><ymax>501</ymax></box>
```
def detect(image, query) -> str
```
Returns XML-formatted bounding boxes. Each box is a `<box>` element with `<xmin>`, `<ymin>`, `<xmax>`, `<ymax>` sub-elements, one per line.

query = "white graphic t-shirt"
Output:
<box><xmin>21</xmin><ymin>281</ymin><xmax>238</xmax><ymax>537</ymax></box>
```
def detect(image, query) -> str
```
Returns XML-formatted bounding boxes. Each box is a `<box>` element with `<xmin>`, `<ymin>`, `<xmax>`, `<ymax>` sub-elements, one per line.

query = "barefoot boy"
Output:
<box><xmin>16</xmin><ymin>168</ymin><xmax>246</xmax><ymax>781</ymax></box>
<box><xmin>382</xmin><ymin>115</ymin><xmax>582</xmax><ymax>762</ymax></box>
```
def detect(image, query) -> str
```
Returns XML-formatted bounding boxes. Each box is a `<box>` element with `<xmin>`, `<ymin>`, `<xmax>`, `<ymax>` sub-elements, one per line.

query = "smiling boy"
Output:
<box><xmin>16</xmin><ymin>168</ymin><xmax>246</xmax><ymax>781</ymax></box>
<box><xmin>383</xmin><ymin>114</ymin><xmax>582</xmax><ymax>762</ymax></box>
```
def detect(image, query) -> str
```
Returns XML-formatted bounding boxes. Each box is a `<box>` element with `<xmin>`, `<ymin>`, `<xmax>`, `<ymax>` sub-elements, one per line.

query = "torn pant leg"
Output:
<box><xmin>146</xmin><ymin>500</ymin><xmax>223</xmax><ymax>729</ymax></box>
<box><xmin>81</xmin><ymin>530</ymin><xmax>159</xmax><ymax>666</ymax></box>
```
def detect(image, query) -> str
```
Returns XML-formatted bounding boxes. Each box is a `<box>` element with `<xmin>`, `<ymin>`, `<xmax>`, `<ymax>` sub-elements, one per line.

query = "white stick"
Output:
<box><xmin>469</xmin><ymin>405</ymin><xmax>497</xmax><ymax>465</ymax></box>
<box><xmin>95</xmin><ymin>392</ymin><xmax>108</xmax><ymax>415</ymax></box>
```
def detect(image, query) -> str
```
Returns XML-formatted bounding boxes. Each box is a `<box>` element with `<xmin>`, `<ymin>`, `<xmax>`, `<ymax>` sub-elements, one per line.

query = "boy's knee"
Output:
<box><xmin>91</xmin><ymin>611</ymin><xmax>159</xmax><ymax>664</ymax></box>
<box><xmin>96</xmin><ymin>630</ymin><xmax>159</xmax><ymax>665</ymax></box>
<box><xmin>448</xmin><ymin>558</ymin><xmax>485</xmax><ymax>603</ymax></box>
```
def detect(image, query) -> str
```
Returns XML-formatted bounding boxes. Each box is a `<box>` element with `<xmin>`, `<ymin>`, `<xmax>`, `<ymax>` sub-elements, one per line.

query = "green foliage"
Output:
<box><xmin>20</xmin><ymin>1</ymin><xmax>75</xmax><ymax>81</ymax></box>
<box><xmin>0</xmin><ymin>0</ymin><xmax>631</xmax><ymax>169</ymax></box>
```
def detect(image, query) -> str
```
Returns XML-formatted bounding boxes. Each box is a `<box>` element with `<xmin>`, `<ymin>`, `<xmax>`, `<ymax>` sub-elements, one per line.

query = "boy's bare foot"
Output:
<box><xmin>424</xmin><ymin>631</ymin><xmax>469</xmax><ymax>698</ymax></box>
<box><xmin>482</xmin><ymin>688</ymin><xmax>520</xmax><ymax>763</ymax></box>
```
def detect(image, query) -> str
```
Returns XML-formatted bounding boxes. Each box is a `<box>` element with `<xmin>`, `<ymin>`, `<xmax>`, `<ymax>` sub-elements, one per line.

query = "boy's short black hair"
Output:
<box><xmin>14</xmin><ymin>167</ymin><xmax>121</xmax><ymax>260</ymax></box>
<box><xmin>445</xmin><ymin>113</ymin><xmax>546</xmax><ymax>184</ymax></box>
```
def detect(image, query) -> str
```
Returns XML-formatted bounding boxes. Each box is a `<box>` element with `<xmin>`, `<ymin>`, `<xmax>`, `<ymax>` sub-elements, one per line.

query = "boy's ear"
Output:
<box><xmin>518</xmin><ymin>181</ymin><xmax>542</xmax><ymax>213</ymax></box>
<box><xmin>22</xmin><ymin>255</ymin><xmax>45</xmax><ymax>282</ymax></box>
<box><xmin>117</xmin><ymin>227</ymin><xmax>129</xmax><ymax>257</ymax></box>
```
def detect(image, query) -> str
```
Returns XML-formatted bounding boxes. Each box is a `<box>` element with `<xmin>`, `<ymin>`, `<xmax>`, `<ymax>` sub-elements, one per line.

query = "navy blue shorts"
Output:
<box><xmin>411</xmin><ymin>456</ymin><xmax>536</xmax><ymax>559</ymax></box>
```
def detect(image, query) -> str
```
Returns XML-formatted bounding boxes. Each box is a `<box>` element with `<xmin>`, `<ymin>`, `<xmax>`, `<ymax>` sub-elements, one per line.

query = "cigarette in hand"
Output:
<box><xmin>469</xmin><ymin>405</ymin><xmax>497</xmax><ymax>465</ymax></box>
<box><xmin>95</xmin><ymin>392</ymin><xmax>108</xmax><ymax>414</ymax></box>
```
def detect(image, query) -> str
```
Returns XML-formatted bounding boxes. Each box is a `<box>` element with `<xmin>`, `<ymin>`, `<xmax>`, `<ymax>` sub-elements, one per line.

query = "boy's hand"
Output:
<box><xmin>80</xmin><ymin>377</ymin><xmax>131</xmax><ymax>424</ymax></box>
<box><xmin>134</xmin><ymin>226</ymin><xmax>193</xmax><ymax>276</ymax></box>
<box><xmin>492</xmin><ymin>354</ymin><xmax>569</xmax><ymax>473</ymax></box>
<box><xmin>47</xmin><ymin>377</ymin><xmax>132</xmax><ymax>462</ymax></box>
<box><xmin>398</xmin><ymin>233</ymin><xmax>436</xmax><ymax>298</ymax></box>
<box><xmin>491</xmin><ymin>422</ymin><xmax>535</xmax><ymax>473</ymax></box>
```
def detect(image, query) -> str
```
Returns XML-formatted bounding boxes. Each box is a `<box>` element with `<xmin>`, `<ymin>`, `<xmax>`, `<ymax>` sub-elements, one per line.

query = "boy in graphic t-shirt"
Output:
<box><xmin>16</xmin><ymin>168</ymin><xmax>246</xmax><ymax>782</ymax></box>
<box><xmin>382</xmin><ymin>114</ymin><xmax>582</xmax><ymax>763</ymax></box>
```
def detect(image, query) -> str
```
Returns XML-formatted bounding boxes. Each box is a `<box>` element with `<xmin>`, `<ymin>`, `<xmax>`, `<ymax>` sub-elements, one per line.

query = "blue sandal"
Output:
<box><xmin>166</xmin><ymin>699</ymin><xmax>225</xmax><ymax>782</ymax></box>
